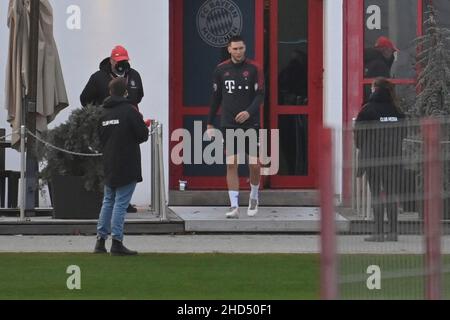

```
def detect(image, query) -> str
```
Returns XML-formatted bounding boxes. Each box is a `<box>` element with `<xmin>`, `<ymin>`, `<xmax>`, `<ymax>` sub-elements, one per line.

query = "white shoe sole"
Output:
<box><xmin>247</xmin><ymin>200</ymin><xmax>259</xmax><ymax>217</ymax></box>
<box><xmin>247</xmin><ymin>209</ymin><xmax>258</xmax><ymax>217</ymax></box>
<box><xmin>226</xmin><ymin>209</ymin><xmax>239</xmax><ymax>219</ymax></box>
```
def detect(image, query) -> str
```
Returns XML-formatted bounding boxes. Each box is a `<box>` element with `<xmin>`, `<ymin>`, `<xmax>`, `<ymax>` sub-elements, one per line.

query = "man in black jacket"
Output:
<box><xmin>80</xmin><ymin>45</ymin><xmax>144</xmax><ymax>108</ymax></box>
<box><xmin>364</xmin><ymin>36</ymin><xmax>399</xmax><ymax>78</ymax></box>
<box><xmin>94</xmin><ymin>78</ymin><xmax>149</xmax><ymax>255</ymax></box>
<box><xmin>207</xmin><ymin>35</ymin><xmax>265</xmax><ymax>219</ymax></box>
<box><xmin>355</xmin><ymin>77</ymin><xmax>406</xmax><ymax>242</ymax></box>
<box><xmin>81</xmin><ymin>45</ymin><xmax>143</xmax><ymax>213</ymax></box>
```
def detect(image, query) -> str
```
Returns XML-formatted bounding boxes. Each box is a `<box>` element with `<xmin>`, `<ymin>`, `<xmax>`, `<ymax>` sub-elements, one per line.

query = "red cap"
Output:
<box><xmin>111</xmin><ymin>45</ymin><xmax>129</xmax><ymax>62</ymax></box>
<box><xmin>375</xmin><ymin>36</ymin><xmax>399</xmax><ymax>51</ymax></box>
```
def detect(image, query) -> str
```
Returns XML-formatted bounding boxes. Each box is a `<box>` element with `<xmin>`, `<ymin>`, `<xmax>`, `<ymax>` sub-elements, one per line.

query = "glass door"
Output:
<box><xmin>268</xmin><ymin>0</ymin><xmax>323</xmax><ymax>188</ymax></box>
<box><xmin>170</xmin><ymin>0</ymin><xmax>264</xmax><ymax>190</ymax></box>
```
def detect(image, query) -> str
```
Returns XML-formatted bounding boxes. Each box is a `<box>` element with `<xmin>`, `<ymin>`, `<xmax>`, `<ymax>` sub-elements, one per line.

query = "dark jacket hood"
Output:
<box><xmin>103</xmin><ymin>95</ymin><xmax>128</xmax><ymax>109</ymax></box>
<box><xmin>364</xmin><ymin>48</ymin><xmax>395</xmax><ymax>69</ymax></box>
<box><xmin>99</xmin><ymin>57</ymin><xmax>131</xmax><ymax>78</ymax></box>
<box><xmin>80</xmin><ymin>58</ymin><xmax>143</xmax><ymax>107</ymax></box>
<box><xmin>99</xmin><ymin>57</ymin><xmax>112</xmax><ymax>72</ymax></box>
<box><xmin>364</xmin><ymin>48</ymin><xmax>384</xmax><ymax>63</ymax></box>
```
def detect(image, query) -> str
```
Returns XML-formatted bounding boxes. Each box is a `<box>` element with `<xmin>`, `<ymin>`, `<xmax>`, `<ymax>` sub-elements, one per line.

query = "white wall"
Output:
<box><xmin>324</xmin><ymin>0</ymin><xmax>343</xmax><ymax>199</ymax></box>
<box><xmin>0</xmin><ymin>0</ymin><xmax>169</xmax><ymax>206</ymax></box>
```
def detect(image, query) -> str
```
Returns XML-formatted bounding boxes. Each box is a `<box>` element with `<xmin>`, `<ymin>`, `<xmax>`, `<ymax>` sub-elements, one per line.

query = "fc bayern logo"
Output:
<box><xmin>197</xmin><ymin>0</ymin><xmax>243</xmax><ymax>48</ymax></box>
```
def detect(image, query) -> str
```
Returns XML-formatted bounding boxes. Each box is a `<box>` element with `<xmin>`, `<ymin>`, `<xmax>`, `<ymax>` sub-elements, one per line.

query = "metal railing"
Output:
<box><xmin>351</xmin><ymin>118</ymin><xmax>450</xmax><ymax>221</ymax></box>
<box><xmin>351</xmin><ymin>120</ymin><xmax>373</xmax><ymax>220</ymax></box>
<box><xmin>14</xmin><ymin>120</ymin><xmax>169</xmax><ymax>222</ymax></box>
<box><xmin>149</xmin><ymin>120</ymin><xmax>168</xmax><ymax>221</ymax></box>
<box><xmin>324</xmin><ymin>118</ymin><xmax>450</xmax><ymax>300</ymax></box>
<box><xmin>353</xmin><ymin>151</ymin><xmax>373</xmax><ymax>220</ymax></box>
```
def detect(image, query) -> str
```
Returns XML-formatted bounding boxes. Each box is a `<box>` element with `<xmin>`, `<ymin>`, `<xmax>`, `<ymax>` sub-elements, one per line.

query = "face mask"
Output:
<box><xmin>115</xmin><ymin>61</ymin><xmax>130</xmax><ymax>75</ymax></box>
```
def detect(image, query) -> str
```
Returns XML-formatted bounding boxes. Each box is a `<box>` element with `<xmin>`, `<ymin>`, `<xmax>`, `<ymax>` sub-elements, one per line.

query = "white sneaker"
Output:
<box><xmin>247</xmin><ymin>199</ymin><xmax>259</xmax><ymax>217</ymax></box>
<box><xmin>225</xmin><ymin>207</ymin><xmax>239</xmax><ymax>219</ymax></box>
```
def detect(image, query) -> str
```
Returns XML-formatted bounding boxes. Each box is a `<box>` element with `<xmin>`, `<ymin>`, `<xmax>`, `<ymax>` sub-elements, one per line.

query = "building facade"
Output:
<box><xmin>2</xmin><ymin>0</ymin><xmax>444</xmax><ymax>206</ymax></box>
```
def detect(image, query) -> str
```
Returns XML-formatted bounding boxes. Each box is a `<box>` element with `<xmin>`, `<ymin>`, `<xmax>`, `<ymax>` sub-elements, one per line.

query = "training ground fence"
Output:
<box><xmin>320</xmin><ymin>117</ymin><xmax>450</xmax><ymax>300</ymax></box>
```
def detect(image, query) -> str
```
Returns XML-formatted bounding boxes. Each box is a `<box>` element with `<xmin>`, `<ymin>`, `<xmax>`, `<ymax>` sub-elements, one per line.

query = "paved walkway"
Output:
<box><xmin>1</xmin><ymin>235</ymin><xmax>449</xmax><ymax>254</ymax></box>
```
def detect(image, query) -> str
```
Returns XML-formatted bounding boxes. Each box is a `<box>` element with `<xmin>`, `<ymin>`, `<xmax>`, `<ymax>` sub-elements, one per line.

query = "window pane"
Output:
<box><xmin>278</xmin><ymin>0</ymin><xmax>308</xmax><ymax>106</ymax></box>
<box><xmin>278</xmin><ymin>115</ymin><xmax>308</xmax><ymax>176</ymax></box>
<box><xmin>423</xmin><ymin>0</ymin><xmax>450</xmax><ymax>29</ymax></box>
<box><xmin>183</xmin><ymin>0</ymin><xmax>255</xmax><ymax>107</ymax></box>
<box><xmin>364</xmin><ymin>0</ymin><xmax>417</xmax><ymax>79</ymax></box>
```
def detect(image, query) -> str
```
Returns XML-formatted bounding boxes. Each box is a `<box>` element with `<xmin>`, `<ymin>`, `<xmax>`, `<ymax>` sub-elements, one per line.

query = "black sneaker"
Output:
<box><xmin>126</xmin><ymin>204</ymin><xmax>138</xmax><ymax>213</ymax></box>
<box><xmin>110</xmin><ymin>239</ymin><xmax>138</xmax><ymax>256</ymax></box>
<box><xmin>93</xmin><ymin>237</ymin><xmax>107</xmax><ymax>254</ymax></box>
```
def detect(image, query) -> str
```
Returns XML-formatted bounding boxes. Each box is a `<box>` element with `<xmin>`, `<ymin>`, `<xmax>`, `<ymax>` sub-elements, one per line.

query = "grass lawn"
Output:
<box><xmin>339</xmin><ymin>255</ymin><xmax>450</xmax><ymax>300</ymax></box>
<box><xmin>2</xmin><ymin>253</ymin><xmax>448</xmax><ymax>300</ymax></box>
<box><xmin>0</xmin><ymin>253</ymin><xmax>320</xmax><ymax>300</ymax></box>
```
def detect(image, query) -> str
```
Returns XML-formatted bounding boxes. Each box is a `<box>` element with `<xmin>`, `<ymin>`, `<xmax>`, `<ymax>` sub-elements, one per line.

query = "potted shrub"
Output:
<box><xmin>37</xmin><ymin>105</ymin><xmax>104</xmax><ymax>219</ymax></box>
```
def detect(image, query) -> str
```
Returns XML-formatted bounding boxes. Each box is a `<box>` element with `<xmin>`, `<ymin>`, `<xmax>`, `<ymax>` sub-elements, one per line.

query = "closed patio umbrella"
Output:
<box><xmin>5</xmin><ymin>0</ymin><xmax>69</xmax><ymax>148</ymax></box>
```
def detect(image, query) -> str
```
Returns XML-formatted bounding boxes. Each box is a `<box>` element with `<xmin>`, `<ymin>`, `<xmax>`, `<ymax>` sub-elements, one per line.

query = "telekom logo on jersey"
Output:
<box><xmin>225</xmin><ymin>80</ymin><xmax>236</xmax><ymax>93</ymax></box>
<box><xmin>171</xmin><ymin>121</ymin><xmax>280</xmax><ymax>176</ymax></box>
<box><xmin>224</xmin><ymin>80</ymin><xmax>254</xmax><ymax>94</ymax></box>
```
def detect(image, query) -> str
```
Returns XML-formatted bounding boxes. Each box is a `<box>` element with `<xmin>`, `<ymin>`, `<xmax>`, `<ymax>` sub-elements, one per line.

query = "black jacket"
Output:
<box><xmin>208</xmin><ymin>59</ymin><xmax>265</xmax><ymax>128</ymax></box>
<box><xmin>364</xmin><ymin>48</ymin><xmax>394</xmax><ymax>78</ymax></box>
<box><xmin>80</xmin><ymin>58</ymin><xmax>144</xmax><ymax>108</ymax></box>
<box><xmin>355</xmin><ymin>88</ymin><xmax>406</xmax><ymax>167</ymax></box>
<box><xmin>100</xmin><ymin>96</ymin><xmax>149</xmax><ymax>188</ymax></box>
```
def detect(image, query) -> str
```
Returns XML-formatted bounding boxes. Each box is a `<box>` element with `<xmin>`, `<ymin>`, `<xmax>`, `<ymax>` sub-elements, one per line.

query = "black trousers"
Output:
<box><xmin>365</xmin><ymin>165</ymin><xmax>401</xmax><ymax>235</ymax></box>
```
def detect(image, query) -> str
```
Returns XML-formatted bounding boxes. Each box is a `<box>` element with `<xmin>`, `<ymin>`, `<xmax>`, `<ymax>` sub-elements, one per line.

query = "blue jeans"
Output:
<box><xmin>96</xmin><ymin>182</ymin><xmax>137</xmax><ymax>242</ymax></box>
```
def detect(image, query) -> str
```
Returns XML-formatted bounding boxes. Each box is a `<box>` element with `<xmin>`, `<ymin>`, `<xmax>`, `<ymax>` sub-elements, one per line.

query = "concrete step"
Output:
<box><xmin>169</xmin><ymin>190</ymin><xmax>319</xmax><ymax>206</ymax></box>
<box><xmin>0</xmin><ymin>220</ymin><xmax>184</xmax><ymax>236</ymax></box>
<box><xmin>0</xmin><ymin>210</ymin><xmax>184</xmax><ymax>235</ymax></box>
<box><xmin>171</xmin><ymin>206</ymin><xmax>349</xmax><ymax>233</ymax></box>
<box><xmin>0</xmin><ymin>208</ymin><xmax>53</xmax><ymax>217</ymax></box>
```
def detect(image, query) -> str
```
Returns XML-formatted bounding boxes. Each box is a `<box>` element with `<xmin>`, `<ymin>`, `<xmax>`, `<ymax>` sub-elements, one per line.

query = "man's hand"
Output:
<box><xmin>206</xmin><ymin>124</ymin><xmax>216</xmax><ymax>140</ymax></box>
<box><xmin>235</xmin><ymin>111</ymin><xmax>250</xmax><ymax>124</ymax></box>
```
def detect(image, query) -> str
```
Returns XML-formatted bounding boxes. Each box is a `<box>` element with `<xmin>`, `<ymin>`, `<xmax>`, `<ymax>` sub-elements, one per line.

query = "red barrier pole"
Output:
<box><xmin>422</xmin><ymin>118</ymin><xmax>442</xmax><ymax>300</ymax></box>
<box><xmin>320</xmin><ymin>127</ymin><xmax>337</xmax><ymax>300</ymax></box>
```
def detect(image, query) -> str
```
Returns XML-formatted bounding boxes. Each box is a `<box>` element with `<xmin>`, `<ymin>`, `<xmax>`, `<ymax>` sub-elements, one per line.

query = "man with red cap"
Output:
<box><xmin>364</xmin><ymin>36</ymin><xmax>399</xmax><ymax>78</ymax></box>
<box><xmin>80</xmin><ymin>45</ymin><xmax>145</xmax><ymax>213</ymax></box>
<box><xmin>80</xmin><ymin>45</ymin><xmax>144</xmax><ymax>109</ymax></box>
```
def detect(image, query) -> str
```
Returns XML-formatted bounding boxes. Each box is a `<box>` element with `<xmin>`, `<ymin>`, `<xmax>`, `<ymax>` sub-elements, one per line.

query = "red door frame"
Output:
<box><xmin>169</xmin><ymin>0</ymin><xmax>264</xmax><ymax>190</ymax></box>
<box><xmin>342</xmin><ymin>0</ymin><xmax>424</xmax><ymax>203</ymax></box>
<box><xmin>169</xmin><ymin>0</ymin><xmax>323</xmax><ymax>190</ymax></box>
<box><xmin>269</xmin><ymin>0</ymin><xmax>323</xmax><ymax>189</ymax></box>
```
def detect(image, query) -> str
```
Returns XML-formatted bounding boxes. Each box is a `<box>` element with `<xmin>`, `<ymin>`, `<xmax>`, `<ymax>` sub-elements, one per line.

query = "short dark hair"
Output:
<box><xmin>373</xmin><ymin>77</ymin><xmax>401</xmax><ymax>113</ymax></box>
<box><xmin>109</xmin><ymin>77</ymin><xmax>127</xmax><ymax>97</ymax></box>
<box><xmin>228</xmin><ymin>35</ymin><xmax>245</xmax><ymax>46</ymax></box>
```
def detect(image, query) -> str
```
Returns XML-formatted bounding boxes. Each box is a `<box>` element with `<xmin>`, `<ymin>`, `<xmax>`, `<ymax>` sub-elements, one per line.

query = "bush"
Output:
<box><xmin>37</xmin><ymin>105</ymin><xmax>104</xmax><ymax>193</ymax></box>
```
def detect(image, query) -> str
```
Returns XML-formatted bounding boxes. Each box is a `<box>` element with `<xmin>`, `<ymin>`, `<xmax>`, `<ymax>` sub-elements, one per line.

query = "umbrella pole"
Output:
<box><xmin>24</xmin><ymin>0</ymin><xmax>40</xmax><ymax>217</ymax></box>
<box><xmin>20</xmin><ymin>126</ymin><xmax>26</xmax><ymax>221</ymax></box>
